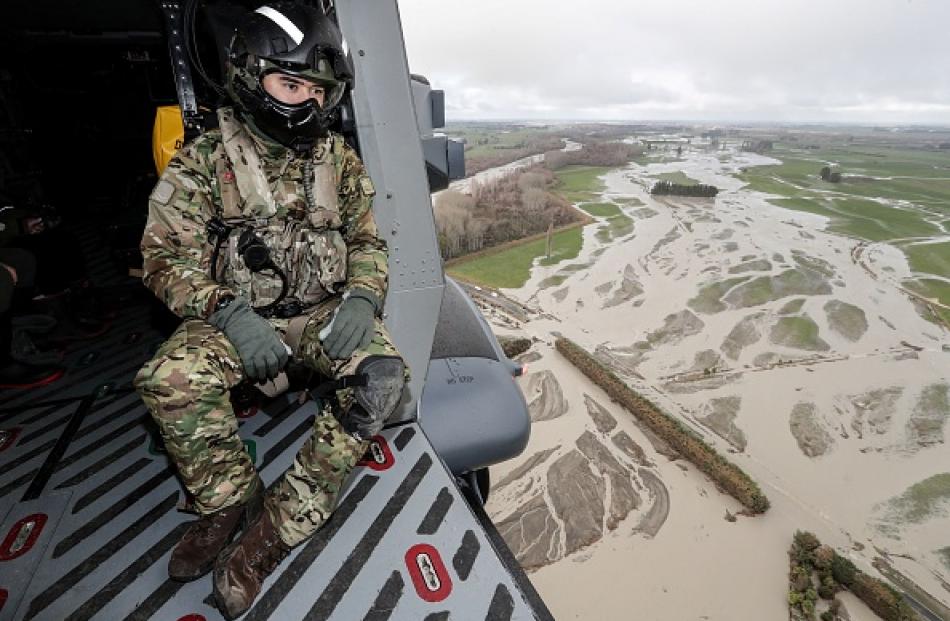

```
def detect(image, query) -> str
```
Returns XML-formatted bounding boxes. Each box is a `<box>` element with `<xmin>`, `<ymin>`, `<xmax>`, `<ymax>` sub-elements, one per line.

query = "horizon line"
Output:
<box><xmin>443</xmin><ymin>118</ymin><xmax>950</xmax><ymax>130</ymax></box>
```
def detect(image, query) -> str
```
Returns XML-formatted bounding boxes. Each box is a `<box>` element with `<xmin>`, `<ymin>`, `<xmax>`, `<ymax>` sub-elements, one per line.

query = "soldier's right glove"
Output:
<box><xmin>320</xmin><ymin>289</ymin><xmax>379</xmax><ymax>360</ymax></box>
<box><xmin>209</xmin><ymin>297</ymin><xmax>289</xmax><ymax>382</ymax></box>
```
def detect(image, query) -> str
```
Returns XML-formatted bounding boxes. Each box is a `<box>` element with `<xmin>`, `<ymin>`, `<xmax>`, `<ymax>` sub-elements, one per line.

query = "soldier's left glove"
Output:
<box><xmin>321</xmin><ymin>288</ymin><xmax>379</xmax><ymax>360</ymax></box>
<box><xmin>209</xmin><ymin>297</ymin><xmax>289</xmax><ymax>382</ymax></box>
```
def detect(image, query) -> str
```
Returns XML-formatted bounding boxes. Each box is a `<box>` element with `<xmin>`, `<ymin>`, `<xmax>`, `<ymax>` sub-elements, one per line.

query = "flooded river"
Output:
<box><xmin>482</xmin><ymin>145</ymin><xmax>950</xmax><ymax>620</ymax></box>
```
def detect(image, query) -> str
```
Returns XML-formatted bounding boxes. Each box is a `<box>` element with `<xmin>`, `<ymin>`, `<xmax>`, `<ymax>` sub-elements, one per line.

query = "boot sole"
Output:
<box><xmin>168</xmin><ymin>559</ymin><xmax>215</xmax><ymax>583</ymax></box>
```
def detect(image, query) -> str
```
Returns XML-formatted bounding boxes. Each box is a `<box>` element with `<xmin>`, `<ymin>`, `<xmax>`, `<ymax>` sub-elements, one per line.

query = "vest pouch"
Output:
<box><xmin>223</xmin><ymin>221</ymin><xmax>292</xmax><ymax>308</ymax></box>
<box><xmin>292</xmin><ymin>227</ymin><xmax>348</xmax><ymax>305</ymax></box>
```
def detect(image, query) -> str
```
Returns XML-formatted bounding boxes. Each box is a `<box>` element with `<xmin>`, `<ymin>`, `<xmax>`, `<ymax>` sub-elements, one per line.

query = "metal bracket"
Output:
<box><xmin>160</xmin><ymin>1</ymin><xmax>202</xmax><ymax>139</ymax></box>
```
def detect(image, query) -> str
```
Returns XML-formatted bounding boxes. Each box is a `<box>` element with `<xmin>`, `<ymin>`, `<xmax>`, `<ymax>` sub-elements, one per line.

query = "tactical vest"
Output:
<box><xmin>211</xmin><ymin>107</ymin><xmax>348</xmax><ymax>311</ymax></box>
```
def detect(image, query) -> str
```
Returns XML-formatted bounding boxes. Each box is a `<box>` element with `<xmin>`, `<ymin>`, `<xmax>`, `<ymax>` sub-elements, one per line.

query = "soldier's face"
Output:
<box><xmin>262</xmin><ymin>73</ymin><xmax>326</xmax><ymax>107</ymax></box>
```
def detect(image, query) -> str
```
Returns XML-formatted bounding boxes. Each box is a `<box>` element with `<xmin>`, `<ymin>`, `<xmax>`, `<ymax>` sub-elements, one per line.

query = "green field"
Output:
<box><xmin>579</xmin><ymin>201</ymin><xmax>634</xmax><ymax>242</ymax></box>
<box><xmin>447</xmin><ymin>226</ymin><xmax>584</xmax><ymax>289</ymax></box>
<box><xmin>579</xmin><ymin>202</ymin><xmax>622</xmax><ymax>218</ymax></box>
<box><xmin>653</xmin><ymin>171</ymin><xmax>701</xmax><ymax>186</ymax></box>
<box><xmin>632</xmin><ymin>152</ymin><xmax>685</xmax><ymax>166</ymax></box>
<box><xmin>687</xmin><ymin>277</ymin><xmax>751</xmax><ymax>314</ymax></box>
<box><xmin>908</xmin><ymin>278</ymin><xmax>950</xmax><ymax>304</ymax></box>
<box><xmin>771</xmin><ymin>197</ymin><xmax>942</xmax><ymax>241</ymax></box>
<box><xmin>595</xmin><ymin>213</ymin><xmax>634</xmax><ymax>243</ymax></box>
<box><xmin>443</xmin><ymin>163</ymin><xmax>626</xmax><ymax>289</ymax></box>
<box><xmin>770</xmin><ymin>315</ymin><xmax>830</xmax><ymax>351</ymax></box>
<box><xmin>554</xmin><ymin>166</ymin><xmax>612</xmax><ymax>196</ymax></box>
<box><xmin>446</xmin><ymin>126</ymin><xmax>558</xmax><ymax>159</ymax></box>
<box><xmin>738</xmin><ymin>145</ymin><xmax>950</xmax><ymax>325</ymax></box>
<box><xmin>882</xmin><ymin>473</ymin><xmax>950</xmax><ymax>524</ymax></box>
<box><xmin>905</xmin><ymin>278</ymin><xmax>950</xmax><ymax>325</ymax></box>
<box><xmin>615</xmin><ymin>197</ymin><xmax>645</xmax><ymax>207</ymax></box>
<box><xmin>739</xmin><ymin>147</ymin><xmax>950</xmax><ymax>204</ymax></box>
<box><xmin>538</xmin><ymin>273</ymin><xmax>568</xmax><ymax>289</ymax></box>
<box><xmin>446</xmin><ymin>166</ymin><xmax>624</xmax><ymax>287</ymax></box>
<box><xmin>903</xmin><ymin>241</ymin><xmax>950</xmax><ymax>277</ymax></box>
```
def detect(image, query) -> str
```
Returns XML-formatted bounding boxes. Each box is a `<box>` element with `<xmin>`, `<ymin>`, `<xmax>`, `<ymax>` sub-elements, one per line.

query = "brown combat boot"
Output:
<box><xmin>168</xmin><ymin>484</ymin><xmax>264</xmax><ymax>582</ymax></box>
<box><xmin>213</xmin><ymin>509</ymin><xmax>291</xmax><ymax>620</ymax></box>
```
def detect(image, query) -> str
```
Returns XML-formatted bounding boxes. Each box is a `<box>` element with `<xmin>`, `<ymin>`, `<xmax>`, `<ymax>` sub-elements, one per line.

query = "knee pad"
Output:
<box><xmin>343</xmin><ymin>356</ymin><xmax>406</xmax><ymax>439</ymax></box>
<box><xmin>355</xmin><ymin>355</ymin><xmax>406</xmax><ymax>420</ymax></box>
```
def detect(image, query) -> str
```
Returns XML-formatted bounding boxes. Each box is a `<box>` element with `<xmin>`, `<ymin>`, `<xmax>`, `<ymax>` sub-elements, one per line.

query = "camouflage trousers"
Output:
<box><xmin>134</xmin><ymin>295</ymin><xmax>404</xmax><ymax>547</ymax></box>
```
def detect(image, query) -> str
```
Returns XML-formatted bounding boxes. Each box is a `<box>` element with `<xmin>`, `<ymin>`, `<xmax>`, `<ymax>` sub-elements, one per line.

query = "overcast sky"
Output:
<box><xmin>398</xmin><ymin>0</ymin><xmax>950</xmax><ymax>124</ymax></box>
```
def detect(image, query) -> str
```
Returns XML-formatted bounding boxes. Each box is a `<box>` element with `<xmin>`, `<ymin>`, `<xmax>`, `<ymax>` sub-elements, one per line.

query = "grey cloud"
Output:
<box><xmin>399</xmin><ymin>0</ymin><xmax>950</xmax><ymax>122</ymax></box>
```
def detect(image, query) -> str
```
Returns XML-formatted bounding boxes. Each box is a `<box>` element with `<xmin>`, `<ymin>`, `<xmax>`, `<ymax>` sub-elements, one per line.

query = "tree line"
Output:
<box><xmin>556</xmin><ymin>337</ymin><xmax>770</xmax><ymax>514</ymax></box>
<box><xmin>543</xmin><ymin>141</ymin><xmax>643</xmax><ymax>170</ymax></box>
<box><xmin>461</xmin><ymin>125</ymin><xmax>646</xmax><ymax>176</ymax></box>
<box><xmin>788</xmin><ymin>531</ymin><xmax>919</xmax><ymax>621</ymax></box>
<box><xmin>434</xmin><ymin>165</ymin><xmax>580</xmax><ymax>260</ymax></box>
<box><xmin>819</xmin><ymin>166</ymin><xmax>842</xmax><ymax>183</ymax></box>
<box><xmin>434</xmin><ymin>141</ymin><xmax>644</xmax><ymax>260</ymax></box>
<box><xmin>464</xmin><ymin>133</ymin><xmax>565</xmax><ymax>175</ymax></box>
<box><xmin>650</xmin><ymin>181</ymin><xmax>719</xmax><ymax>197</ymax></box>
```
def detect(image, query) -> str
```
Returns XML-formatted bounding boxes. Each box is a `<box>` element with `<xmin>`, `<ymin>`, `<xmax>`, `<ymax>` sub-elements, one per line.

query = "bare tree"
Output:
<box><xmin>521</xmin><ymin>187</ymin><xmax>548</xmax><ymax>213</ymax></box>
<box><xmin>517</xmin><ymin>171</ymin><xmax>548</xmax><ymax>193</ymax></box>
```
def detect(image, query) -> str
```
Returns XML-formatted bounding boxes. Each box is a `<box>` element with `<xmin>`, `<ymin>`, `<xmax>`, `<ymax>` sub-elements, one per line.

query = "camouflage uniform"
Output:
<box><xmin>134</xmin><ymin>107</ymin><xmax>403</xmax><ymax>547</ymax></box>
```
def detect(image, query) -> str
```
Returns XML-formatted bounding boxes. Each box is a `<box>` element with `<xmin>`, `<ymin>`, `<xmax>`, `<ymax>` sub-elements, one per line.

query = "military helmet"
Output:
<box><xmin>226</xmin><ymin>2</ymin><xmax>353</xmax><ymax>152</ymax></box>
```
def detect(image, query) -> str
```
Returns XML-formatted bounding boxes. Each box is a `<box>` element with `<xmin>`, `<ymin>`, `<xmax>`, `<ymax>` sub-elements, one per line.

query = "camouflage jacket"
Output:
<box><xmin>141</xmin><ymin>107</ymin><xmax>387</xmax><ymax>319</ymax></box>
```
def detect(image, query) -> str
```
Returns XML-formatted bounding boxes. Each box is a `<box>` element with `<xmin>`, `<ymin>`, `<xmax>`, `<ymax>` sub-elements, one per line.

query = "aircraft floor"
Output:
<box><xmin>0</xmin><ymin>228</ymin><xmax>550</xmax><ymax>620</ymax></box>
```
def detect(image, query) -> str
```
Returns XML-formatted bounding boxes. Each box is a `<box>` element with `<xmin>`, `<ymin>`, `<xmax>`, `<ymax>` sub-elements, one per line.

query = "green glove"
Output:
<box><xmin>209</xmin><ymin>297</ymin><xmax>289</xmax><ymax>382</ymax></box>
<box><xmin>322</xmin><ymin>289</ymin><xmax>379</xmax><ymax>360</ymax></box>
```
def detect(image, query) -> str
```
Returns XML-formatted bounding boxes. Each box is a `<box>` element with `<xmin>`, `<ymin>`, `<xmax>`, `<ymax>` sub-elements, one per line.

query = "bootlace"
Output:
<box><xmin>249</xmin><ymin>533</ymin><xmax>288</xmax><ymax>574</ymax></box>
<box><xmin>192</xmin><ymin>512</ymin><xmax>230</xmax><ymax>544</ymax></box>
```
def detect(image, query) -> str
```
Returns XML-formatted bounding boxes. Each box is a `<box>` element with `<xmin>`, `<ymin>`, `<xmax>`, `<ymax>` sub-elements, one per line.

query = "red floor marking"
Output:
<box><xmin>0</xmin><ymin>514</ymin><xmax>48</xmax><ymax>561</ymax></box>
<box><xmin>0</xmin><ymin>588</ymin><xmax>7</xmax><ymax>612</ymax></box>
<box><xmin>0</xmin><ymin>368</ymin><xmax>64</xmax><ymax>390</ymax></box>
<box><xmin>176</xmin><ymin>615</ymin><xmax>206</xmax><ymax>621</ymax></box>
<box><xmin>0</xmin><ymin>428</ymin><xmax>21</xmax><ymax>452</ymax></box>
<box><xmin>406</xmin><ymin>543</ymin><xmax>452</xmax><ymax>603</ymax></box>
<box><xmin>358</xmin><ymin>436</ymin><xmax>394</xmax><ymax>471</ymax></box>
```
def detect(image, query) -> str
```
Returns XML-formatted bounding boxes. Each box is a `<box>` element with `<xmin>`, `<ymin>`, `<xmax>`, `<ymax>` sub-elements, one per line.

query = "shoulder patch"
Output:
<box><xmin>359</xmin><ymin>176</ymin><xmax>376</xmax><ymax>197</ymax></box>
<box><xmin>151</xmin><ymin>180</ymin><xmax>176</xmax><ymax>205</ymax></box>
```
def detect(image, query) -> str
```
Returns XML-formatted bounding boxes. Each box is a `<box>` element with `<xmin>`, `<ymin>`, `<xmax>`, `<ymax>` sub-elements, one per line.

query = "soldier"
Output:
<box><xmin>133</xmin><ymin>3</ymin><xmax>407</xmax><ymax>618</ymax></box>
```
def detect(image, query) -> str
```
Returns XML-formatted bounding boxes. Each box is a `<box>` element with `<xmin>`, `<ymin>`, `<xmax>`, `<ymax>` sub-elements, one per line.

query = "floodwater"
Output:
<box><xmin>481</xmin><ymin>146</ymin><xmax>950</xmax><ymax>620</ymax></box>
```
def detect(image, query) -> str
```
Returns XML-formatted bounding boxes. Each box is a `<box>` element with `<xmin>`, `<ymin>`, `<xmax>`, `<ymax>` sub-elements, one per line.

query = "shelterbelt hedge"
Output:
<box><xmin>556</xmin><ymin>337</ymin><xmax>770</xmax><ymax>514</ymax></box>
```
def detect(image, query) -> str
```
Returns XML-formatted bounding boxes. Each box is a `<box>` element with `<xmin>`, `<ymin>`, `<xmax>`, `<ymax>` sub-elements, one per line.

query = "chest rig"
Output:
<box><xmin>209</xmin><ymin>108</ymin><xmax>348</xmax><ymax>316</ymax></box>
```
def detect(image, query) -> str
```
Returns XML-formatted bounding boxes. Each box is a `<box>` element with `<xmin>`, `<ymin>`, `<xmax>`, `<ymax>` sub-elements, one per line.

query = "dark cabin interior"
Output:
<box><xmin>0</xmin><ymin>0</ymin><xmax>267</xmax><ymax>383</ymax></box>
<box><xmin>1</xmin><ymin>0</ymin><xmax>171</xmax><ymax>247</ymax></box>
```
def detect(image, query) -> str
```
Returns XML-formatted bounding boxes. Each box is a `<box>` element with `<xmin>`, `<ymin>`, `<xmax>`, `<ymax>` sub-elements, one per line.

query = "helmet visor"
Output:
<box><xmin>259</xmin><ymin>67</ymin><xmax>345</xmax><ymax>112</ymax></box>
